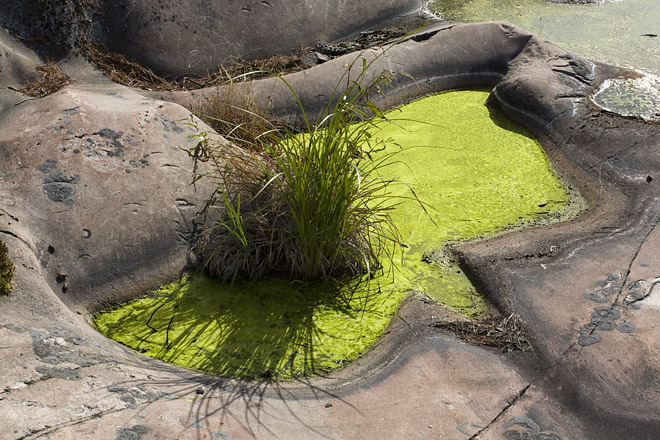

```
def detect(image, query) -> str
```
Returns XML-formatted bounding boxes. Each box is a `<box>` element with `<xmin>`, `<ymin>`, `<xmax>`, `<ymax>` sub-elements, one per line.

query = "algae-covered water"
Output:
<box><xmin>430</xmin><ymin>0</ymin><xmax>660</xmax><ymax>75</ymax></box>
<box><xmin>430</xmin><ymin>1</ymin><xmax>660</xmax><ymax>126</ymax></box>
<box><xmin>95</xmin><ymin>90</ymin><xmax>573</xmax><ymax>379</ymax></box>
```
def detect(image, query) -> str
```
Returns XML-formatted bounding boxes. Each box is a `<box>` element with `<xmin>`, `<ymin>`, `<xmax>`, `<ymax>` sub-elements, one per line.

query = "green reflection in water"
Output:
<box><xmin>429</xmin><ymin>0</ymin><xmax>660</xmax><ymax>75</ymax></box>
<box><xmin>94</xmin><ymin>90</ymin><xmax>574</xmax><ymax>379</ymax></box>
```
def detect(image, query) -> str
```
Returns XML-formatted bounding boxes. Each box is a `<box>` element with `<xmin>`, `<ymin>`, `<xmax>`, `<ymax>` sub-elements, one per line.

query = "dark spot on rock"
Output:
<box><xmin>47</xmin><ymin>245</ymin><xmax>55</xmax><ymax>254</ymax></box>
<box><xmin>616</xmin><ymin>321</ymin><xmax>635</xmax><ymax>333</ymax></box>
<box><xmin>211</xmin><ymin>431</ymin><xmax>233</xmax><ymax>440</ymax></box>
<box><xmin>60</xmin><ymin>107</ymin><xmax>80</xmax><ymax>115</ymax></box>
<box><xmin>31</xmin><ymin>329</ymin><xmax>107</xmax><ymax>374</ymax></box>
<box><xmin>592</xmin><ymin>306</ymin><xmax>620</xmax><ymax>321</ymax></box>
<box><xmin>69</xmin><ymin>336</ymin><xmax>84</xmax><ymax>345</ymax></box>
<box><xmin>583</xmin><ymin>290</ymin><xmax>609</xmax><ymax>303</ymax></box>
<box><xmin>646</xmin><ymin>175</ymin><xmax>653</xmax><ymax>183</ymax></box>
<box><xmin>41</xmin><ymin>355</ymin><xmax>59</xmax><ymax>365</ymax></box>
<box><xmin>504</xmin><ymin>430</ymin><xmax>524</xmax><ymax>440</ymax></box>
<box><xmin>94</xmin><ymin>128</ymin><xmax>123</xmax><ymax>140</ymax></box>
<box><xmin>411</xmin><ymin>30</ymin><xmax>439</xmax><ymax>42</ymax></box>
<box><xmin>55</xmin><ymin>273</ymin><xmax>66</xmax><ymax>283</ymax></box>
<box><xmin>536</xmin><ymin>434</ymin><xmax>562</xmax><ymax>440</ymax></box>
<box><xmin>593</xmin><ymin>318</ymin><xmax>616</xmax><ymax>331</ymax></box>
<box><xmin>36</xmin><ymin>158</ymin><xmax>58</xmax><ymax>173</ymax></box>
<box><xmin>578</xmin><ymin>322</ymin><xmax>601</xmax><ymax>346</ymax></box>
<box><xmin>44</xmin><ymin>171</ymin><xmax>78</xmax><ymax>184</ymax></box>
<box><xmin>43</xmin><ymin>183</ymin><xmax>75</xmax><ymax>204</ymax></box>
<box><xmin>120</xmin><ymin>395</ymin><xmax>136</xmax><ymax>404</ymax></box>
<box><xmin>35</xmin><ymin>365</ymin><xmax>81</xmax><ymax>380</ymax></box>
<box><xmin>116</xmin><ymin>425</ymin><xmax>148</xmax><ymax>440</ymax></box>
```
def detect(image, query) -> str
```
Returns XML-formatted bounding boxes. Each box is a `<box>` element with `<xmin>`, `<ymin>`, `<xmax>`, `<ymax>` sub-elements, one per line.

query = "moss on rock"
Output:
<box><xmin>0</xmin><ymin>240</ymin><xmax>15</xmax><ymax>296</ymax></box>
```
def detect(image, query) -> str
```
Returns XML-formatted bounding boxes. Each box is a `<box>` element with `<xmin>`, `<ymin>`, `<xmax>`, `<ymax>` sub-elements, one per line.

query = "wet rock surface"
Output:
<box><xmin>1</xmin><ymin>17</ymin><xmax>660</xmax><ymax>440</ymax></box>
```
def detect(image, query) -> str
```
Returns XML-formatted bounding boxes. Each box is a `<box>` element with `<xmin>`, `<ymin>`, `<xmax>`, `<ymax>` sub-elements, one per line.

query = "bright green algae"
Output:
<box><xmin>96</xmin><ymin>275</ymin><xmax>405</xmax><ymax>379</ymax></box>
<box><xmin>376</xmin><ymin>90</ymin><xmax>571</xmax><ymax>311</ymax></box>
<box><xmin>94</xmin><ymin>90</ymin><xmax>572</xmax><ymax>379</ymax></box>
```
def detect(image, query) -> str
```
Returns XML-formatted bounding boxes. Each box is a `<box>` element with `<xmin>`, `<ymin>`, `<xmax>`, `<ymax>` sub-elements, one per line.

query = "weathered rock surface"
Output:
<box><xmin>0</xmin><ymin>0</ymin><xmax>426</xmax><ymax>78</ymax></box>
<box><xmin>0</xmin><ymin>32</ymin><xmax>216</xmax><ymax>312</ymax></box>
<box><xmin>1</xmin><ymin>19</ymin><xmax>660</xmax><ymax>440</ymax></box>
<box><xmin>98</xmin><ymin>0</ymin><xmax>426</xmax><ymax>78</ymax></box>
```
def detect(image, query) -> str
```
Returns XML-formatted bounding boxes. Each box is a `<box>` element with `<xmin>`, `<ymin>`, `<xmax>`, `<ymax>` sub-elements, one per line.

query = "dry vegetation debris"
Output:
<box><xmin>435</xmin><ymin>313</ymin><xmax>533</xmax><ymax>352</ymax></box>
<box><xmin>17</xmin><ymin>61</ymin><xmax>72</xmax><ymax>98</ymax></box>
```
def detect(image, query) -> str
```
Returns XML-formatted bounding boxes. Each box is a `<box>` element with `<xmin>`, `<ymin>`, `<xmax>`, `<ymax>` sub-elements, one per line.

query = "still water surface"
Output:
<box><xmin>429</xmin><ymin>0</ymin><xmax>659</xmax><ymax>75</ymax></box>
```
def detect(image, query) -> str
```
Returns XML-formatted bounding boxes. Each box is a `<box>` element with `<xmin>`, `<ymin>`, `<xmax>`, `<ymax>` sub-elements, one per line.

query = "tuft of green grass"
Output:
<box><xmin>187</xmin><ymin>49</ymin><xmax>422</xmax><ymax>284</ymax></box>
<box><xmin>0</xmin><ymin>240</ymin><xmax>15</xmax><ymax>296</ymax></box>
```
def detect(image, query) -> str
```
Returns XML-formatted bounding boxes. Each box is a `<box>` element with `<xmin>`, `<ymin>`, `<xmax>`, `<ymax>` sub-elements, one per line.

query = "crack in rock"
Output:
<box><xmin>624</xmin><ymin>277</ymin><xmax>660</xmax><ymax>307</ymax></box>
<box><xmin>468</xmin><ymin>383</ymin><xmax>532</xmax><ymax>440</ymax></box>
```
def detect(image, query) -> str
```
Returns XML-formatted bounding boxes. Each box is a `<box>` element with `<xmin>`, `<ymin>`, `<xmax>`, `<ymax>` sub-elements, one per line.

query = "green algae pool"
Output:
<box><xmin>94</xmin><ymin>90</ymin><xmax>575</xmax><ymax>380</ymax></box>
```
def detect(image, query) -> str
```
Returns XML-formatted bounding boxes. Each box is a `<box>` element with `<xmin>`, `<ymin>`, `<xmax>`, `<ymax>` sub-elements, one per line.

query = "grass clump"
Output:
<box><xmin>0</xmin><ymin>240</ymin><xmax>15</xmax><ymax>296</ymax></box>
<box><xmin>189</xmin><ymin>52</ymin><xmax>415</xmax><ymax>283</ymax></box>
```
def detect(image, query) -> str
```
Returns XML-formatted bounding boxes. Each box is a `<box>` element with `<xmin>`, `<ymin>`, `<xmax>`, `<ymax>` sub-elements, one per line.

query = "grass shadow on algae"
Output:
<box><xmin>96</xmin><ymin>274</ymin><xmax>406</xmax><ymax>380</ymax></box>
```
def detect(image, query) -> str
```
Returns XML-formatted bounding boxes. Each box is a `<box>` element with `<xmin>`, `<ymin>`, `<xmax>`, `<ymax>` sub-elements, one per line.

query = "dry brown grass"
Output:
<box><xmin>18</xmin><ymin>62</ymin><xmax>72</xmax><ymax>98</ymax></box>
<box><xmin>86</xmin><ymin>46</ymin><xmax>289</xmax><ymax>147</ymax></box>
<box><xmin>435</xmin><ymin>313</ymin><xmax>533</xmax><ymax>353</ymax></box>
<box><xmin>86</xmin><ymin>47</ymin><xmax>173</xmax><ymax>91</ymax></box>
<box><xmin>86</xmin><ymin>46</ymin><xmax>309</xmax><ymax>92</ymax></box>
